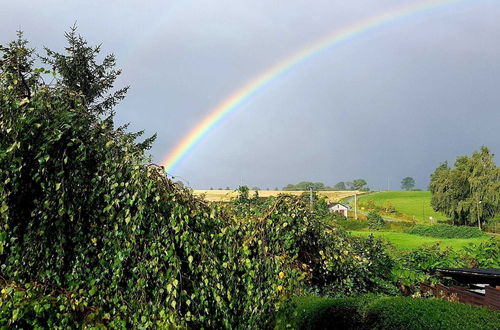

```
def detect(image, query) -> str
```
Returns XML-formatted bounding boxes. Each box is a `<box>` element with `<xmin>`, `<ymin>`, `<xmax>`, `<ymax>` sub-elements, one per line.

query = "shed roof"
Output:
<box><xmin>437</xmin><ymin>268</ymin><xmax>500</xmax><ymax>286</ymax></box>
<box><xmin>329</xmin><ymin>203</ymin><xmax>349</xmax><ymax>208</ymax></box>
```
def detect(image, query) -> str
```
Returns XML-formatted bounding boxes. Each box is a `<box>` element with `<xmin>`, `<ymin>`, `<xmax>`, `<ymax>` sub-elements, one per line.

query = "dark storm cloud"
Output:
<box><xmin>2</xmin><ymin>0</ymin><xmax>499</xmax><ymax>190</ymax></box>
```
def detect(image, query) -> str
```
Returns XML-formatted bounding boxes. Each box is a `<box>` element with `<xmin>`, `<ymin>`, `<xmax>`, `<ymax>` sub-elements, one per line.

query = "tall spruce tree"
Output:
<box><xmin>41</xmin><ymin>25</ymin><xmax>155</xmax><ymax>151</ymax></box>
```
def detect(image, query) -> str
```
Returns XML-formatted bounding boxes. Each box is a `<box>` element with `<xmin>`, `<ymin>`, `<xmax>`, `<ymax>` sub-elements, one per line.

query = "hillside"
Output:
<box><xmin>357</xmin><ymin>191</ymin><xmax>447</xmax><ymax>223</ymax></box>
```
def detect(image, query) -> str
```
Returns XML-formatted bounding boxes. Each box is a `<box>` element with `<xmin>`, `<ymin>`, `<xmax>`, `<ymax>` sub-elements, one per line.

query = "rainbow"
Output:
<box><xmin>162</xmin><ymin>0</ymin><xmax>477</xmax><ymax>173</ymax></box>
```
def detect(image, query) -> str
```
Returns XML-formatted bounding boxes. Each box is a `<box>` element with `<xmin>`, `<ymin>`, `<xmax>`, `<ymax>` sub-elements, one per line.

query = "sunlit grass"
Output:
<box><xmin>349</xmin><ymin>230</ymin><xmax>492</xmax><ymax>250</ymax></box>
<box><xmin>358</xmin><ymin>191</ymin><xmax>446</xmax><ymax>223</ymax></box>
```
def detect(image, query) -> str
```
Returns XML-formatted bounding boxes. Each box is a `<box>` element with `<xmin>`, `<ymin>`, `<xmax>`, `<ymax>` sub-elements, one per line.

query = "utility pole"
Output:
<box><xmin>387</xmin><ymin>177</ymin><xmax>390</xmax><ymax>191</ymax></box>
<box><xmin>309</xmin><ymin>187</ymin><xmax>313</xmax><ymax>211</ymax></box>
<box><xmin>477</xmin><ymin>200</ymin><xmax>482</xmax><ymax>231</ymax></box>
<box><xmin>422</xmin><ymin>200</ymin><xmax>425</xmax><ymax>222</ymax></box>
<box><xmin>354</xmin><ymin>193</ymin><xmax>358</xmax><ymax>220</ymax></box>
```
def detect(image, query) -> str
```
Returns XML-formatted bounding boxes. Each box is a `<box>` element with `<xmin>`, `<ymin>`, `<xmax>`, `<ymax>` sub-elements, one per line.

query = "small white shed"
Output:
<box><xmin>329</xmin><ymin>203</ymin><xmax>350</xmax><ymax>217</ymax></box>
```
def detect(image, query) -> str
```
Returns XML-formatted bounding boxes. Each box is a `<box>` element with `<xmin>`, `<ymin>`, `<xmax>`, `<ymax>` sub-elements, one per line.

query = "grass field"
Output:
<box><xmin>350</xmin><ymin>231</ymin><xmax>491</xmax><ymax>250</ymax></box>
<box><xmin>193</xmin><ymin>190</ymin><xmax>362</xmax><ymax>202</ymax></box>
<box><xmin>357</xmin><ymin>191</ymin><xmax>447</xmax><ymax>223</ymax></box>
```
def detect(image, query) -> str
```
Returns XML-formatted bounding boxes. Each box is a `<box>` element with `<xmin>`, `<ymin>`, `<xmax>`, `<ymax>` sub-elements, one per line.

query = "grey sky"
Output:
<box><xmin>2</xmin><ymin>0</ymin><xmax>499</xmax><ymax>190</ymax></box>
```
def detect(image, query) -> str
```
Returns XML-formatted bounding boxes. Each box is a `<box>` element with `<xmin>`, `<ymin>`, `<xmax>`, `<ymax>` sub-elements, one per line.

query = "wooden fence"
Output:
<box><xmin>420</xmin><ymin>283</ymin><xmax>500</xmax><ymax>310</ymax></box>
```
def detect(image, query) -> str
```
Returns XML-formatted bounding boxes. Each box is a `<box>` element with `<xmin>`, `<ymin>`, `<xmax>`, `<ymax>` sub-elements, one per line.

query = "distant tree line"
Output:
<box><xmin>283</xmin><ymin>179</ymin><xmax>369</xmax><ymax>191</ymax></box>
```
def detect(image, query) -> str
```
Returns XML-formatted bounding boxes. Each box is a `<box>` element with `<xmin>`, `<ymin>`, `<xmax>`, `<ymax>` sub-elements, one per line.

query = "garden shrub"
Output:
<box><xmin>0</xmin><ymin>280</ymin><xmax>103</xmax><ymax>329</ymax></box>
<box><xmin>392</xmin><ymin>240</ymin><xmax>500</xmax><ymax>292</ymax></box>
<box><xmin>407</xmin><ymin>224</ymin><xmax>486</xmax><ymax>239</ymax></box>
<box><xmin>461</xmin><ymin>238</ymin><xmax>500</xmax><ymax>268</ymax></box>
<box><xmin>275</xmin><ymin>295</ymin><xmax>378</xmax><ymax>329</ymax></box>
<box><xmin>278</xmin><ymin>295</ymin><xmax>500</xmax><ymax>330</ymax></box>
<box><xmin>228</xmin><ymin>195</ymin><xmax>397</xmax><ymax>297</ymax></box>
<box><xmin>365</xmin><ymin>297</ymin><xmax>500</xmax><ymax>330</ymax></box>
<box><xmin>383</xmin><ymin>201</ymin><xmax>396</xmax><ymax>214</ymax></box>
<box><xmin>367</xmin><ymin>212</ymin><xmax>384</xmax><ymax>230</ymax></box>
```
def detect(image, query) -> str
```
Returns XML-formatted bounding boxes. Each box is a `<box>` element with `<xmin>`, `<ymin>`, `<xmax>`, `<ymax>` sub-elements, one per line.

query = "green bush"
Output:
<box><xmin>277</xmin><ymin>295</ymin><xmax>500</xmax><ymax>330</ymax></box>
<box><xmin>392</xmin><ymin>240</ymin><xmax>500</xmax><ymax>291</ymax></box>
<box><xmin>407</xmin><ymin>224</ymin><xmax>486</xmax><ymax>239</ymax></box>
<box><xmin>0</xmin><ymin>281</ymin><xmax>103</xmax><ymax>328</ymax></box>
<box><xmin>366</xmin><ymin>297</ymin><xmax>500</xmax><ymax>330</ymax></box>
<box><xmin>275</xmin><ymin>295</ymin><xmax>378</xmax><ymax>329</ymax></box>
<box><xmin>391</xmin><ymin>244</ymin><xmax>460</xmax><ymax>290</ymax></box>
<box><xmin>228</xmin><ymin>195</ymin><xmax>397</xmax><ymax>297</ymax></box>
<box><xmin>367</xmin><ymin>212</ymin><xmax>385</xmax><ymax>230</ymax></box>
<box><xmin>461</xmin><ymin>238</ymin><xmax>500</xmax><ymax>268</ymax></box>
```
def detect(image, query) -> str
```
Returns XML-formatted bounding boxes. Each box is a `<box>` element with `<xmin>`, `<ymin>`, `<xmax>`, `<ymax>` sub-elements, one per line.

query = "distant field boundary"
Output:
<box><xmin>193</xmin><ymin>190</ymin><xmax>365</xmax><ymax>203</ymax></box>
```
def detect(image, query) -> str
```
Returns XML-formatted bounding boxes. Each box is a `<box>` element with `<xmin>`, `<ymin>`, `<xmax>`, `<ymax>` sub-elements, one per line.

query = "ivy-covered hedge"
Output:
<box><xmin>407</xmin><ymin>224</ymin><xmax>486</xmax><ymax>239</ymax></box>
<box><xmin>0</xmin><ymin>280</ymin><xmax>101</xmax><ymax>328</ymax></box>
<box><xmin>277</xmin><ymin>295</ymin><xmax>500</xmax><ymax>330</ymax></box>
<box><xmin>0</xmin><ymin>32</ymin><xmax>399</xmax><ymax>327</ymax></box>
<box><xmin>0</xmin><ymin>81</ymin><xmax>301</xmax><ymax>327</ymax></box>
<box><xmin>225</xmin><ymin>191</ymin><xmax>397</xmax><ymax>297</ymax></box>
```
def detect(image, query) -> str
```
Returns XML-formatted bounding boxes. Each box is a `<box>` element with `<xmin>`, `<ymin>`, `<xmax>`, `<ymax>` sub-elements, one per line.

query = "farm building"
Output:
<box><xmin>329</xmin><ymin>203</ymin><xmax>350</xmax><ymax>217</ymax></box>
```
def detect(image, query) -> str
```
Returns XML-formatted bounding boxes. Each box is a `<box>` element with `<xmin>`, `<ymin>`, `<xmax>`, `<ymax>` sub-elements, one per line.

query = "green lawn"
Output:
<box><xmin>357</xmin><ymin>191</ymin><xmax>446</xmax><ymax>223</ymax></box>
<box><xmin>350</xmin><ymin>231</ymin><xmax>491</xmax><ymax>251</ymax></box>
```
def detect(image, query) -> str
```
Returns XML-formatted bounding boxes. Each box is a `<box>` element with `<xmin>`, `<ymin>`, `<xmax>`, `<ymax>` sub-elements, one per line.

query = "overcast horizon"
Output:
<box><xmin>2</xmin><ymin>0</ymin><xmax>499</xmax><ymax>190</ymax></box>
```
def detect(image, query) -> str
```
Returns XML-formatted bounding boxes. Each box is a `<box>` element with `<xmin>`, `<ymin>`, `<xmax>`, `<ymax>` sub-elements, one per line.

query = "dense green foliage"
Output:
<box><xmin>277</xmin><ymin>295</ymin><xmax>500</xmax><ymax>329</ymax></box>
<box><xmin>0</xmin><ymin>31</ymin><xmax>402</xmax><ymax>327</ymax></box>
<box><xmin>227</xmin><ymin>194</ymin><xmax>396</xmax><ymax>297</ymax></box>
<box><xmin>392</xmin><ymin>239</ymin><xmax>500</xmax><ymax>291</ymax></box>
<box><xmin>351</xmin><ymin>179</ymin><xmax>369</xmax><ymax>191</ymax></box>
<box><xmin>41</xmin><ymin>26</ymin><xmax>131</xmax><ymax>117</ymax></box>
<box><xmin>429</xmin><ymin>147</ymin><xmax>500</xmax><ymax>228</ymax></box>
<box><xmin>407</xmin><ymin>224</ymin><xmax>486</xmax><ymax>239</ymax></box>
<box><xmin>1</xmin><ymin>31</ymin><xmax>321</xmax><ymax>328</ymax></box>
<box><xmin>275</xmin><ymin>295</ymin><xmax>376</xmax><ymax>329</ymax></box>
<box><xmin>0</xmin><ymin>280</ymin><xmax>99</xmax><ymax>328</ymax></box>
<box><xmin>367</xmin><ymin>212</ymin><xmax>385</xmax><ymax>230</ymax></box>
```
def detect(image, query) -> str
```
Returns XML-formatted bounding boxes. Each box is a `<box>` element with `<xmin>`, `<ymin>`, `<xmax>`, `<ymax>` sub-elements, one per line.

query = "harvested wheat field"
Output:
<box><xmin>193</xmin><ymin>190</ymin><xmax>364</xmax><ymax>202</ymax></box>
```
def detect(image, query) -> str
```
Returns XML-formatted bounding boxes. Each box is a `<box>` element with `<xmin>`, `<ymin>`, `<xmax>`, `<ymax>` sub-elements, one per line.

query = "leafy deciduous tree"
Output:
<box><xmin>333</xmin><ymin>182</ymin><xmax>347</xmax><ymax>190</ymax></box>
<box><xmin>352</xmin><ymin>179</ymin><xmax>369</xmax><ymax>191</ymax></box>
<box><xmin>429</xmin><ymin>147</ymin><xmax>499</xmax><ymax>228</ymax></box>
<box><xmin>401</xmin><ymin>177</ymin><xmax>415</xmax><ymax>191</ymax></box>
